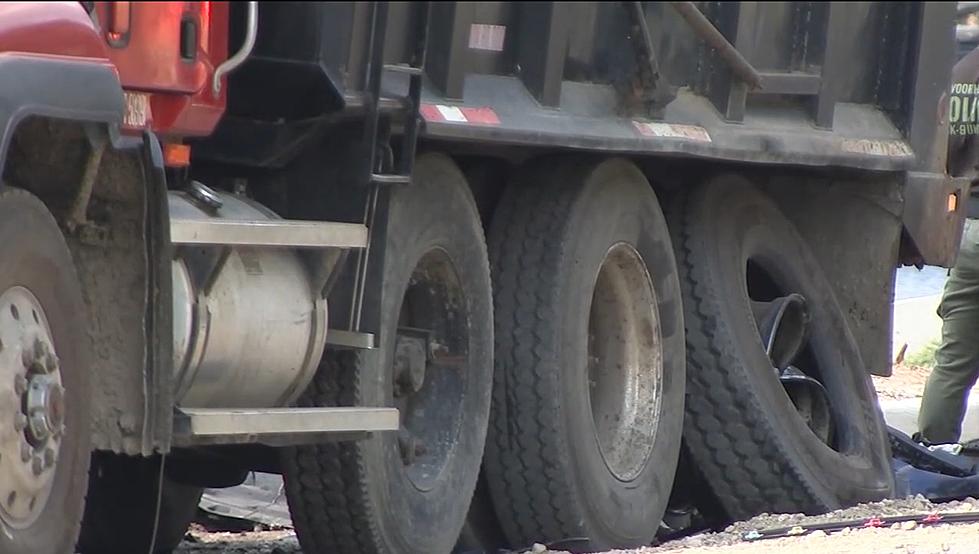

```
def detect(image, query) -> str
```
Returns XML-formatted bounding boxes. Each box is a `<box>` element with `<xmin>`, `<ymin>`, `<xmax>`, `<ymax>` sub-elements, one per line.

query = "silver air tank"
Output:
<box><xmin>169</xmin><ymin>185</ymin><xmax>327</xmax><ymax>408</ymax></box>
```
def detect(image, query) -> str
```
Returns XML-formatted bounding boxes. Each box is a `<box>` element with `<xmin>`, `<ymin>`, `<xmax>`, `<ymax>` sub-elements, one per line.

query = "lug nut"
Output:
<box><xmin>13</xmin><ymin>375</ymin><xmax>26</xmax><ymax>395</ymax></box>
<box><xmin>14</xmin><ymin>414</ymin><xmax>26</xmax><ymax>432</ymax></box>
<box><xmin>34</xmin><ymin>339</ymin><xmax>47</xmax><ymax>362</ymax></box>
<box><xmin>29</xmin><ymin>412</ymin><xmax>48</xmax><ymax>442</ymax></box>
<box><xmin>43</xmin><ymin>448</ymin><xmax>54</xmax><ymax>468</ymax></box>
<box><xmin>31</xmin><ymin>455</ymin><xmax>42</xmax><ymax>476</ymax></box>
<box><xmin>44</xmin><ymin>353</ymin><xmax>58</xmax><ymax>373</ymax></box>
<box><xmin>20</xmin><ymin>442</ymin><xmax>31</xmax><ymax>462</ymax></box>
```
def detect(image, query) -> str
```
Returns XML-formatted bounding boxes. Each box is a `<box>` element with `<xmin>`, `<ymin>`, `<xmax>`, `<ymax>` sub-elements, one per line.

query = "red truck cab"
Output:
<box><xmin>93</xmin><ymin>1</ymin><xmax>229</xmax><ymax>137</ymax></box>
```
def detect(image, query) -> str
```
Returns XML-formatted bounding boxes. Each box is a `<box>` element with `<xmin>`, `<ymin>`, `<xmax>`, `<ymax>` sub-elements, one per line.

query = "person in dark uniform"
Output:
<box><xmin>917</xmin><ymin>45</ymin><xmax>979</xmax><ymax>445</ymax></box>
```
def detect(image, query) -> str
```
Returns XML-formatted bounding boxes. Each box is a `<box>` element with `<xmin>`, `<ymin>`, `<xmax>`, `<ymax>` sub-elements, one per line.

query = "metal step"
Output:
<box><xmin>172</xmin><ymin>407</ymin><xmax>399</xmax><ymax>447</ymax></box>
<box><xmin>170</xmin><ymin>218</ymin><xmax>369</xmax><ymax>249</ymax></box>
<box><xmin>326</xmin><ymin>329</ymin><xmax>376</xmax><ymax>349</ymax></box>
<box><xmin>383</xmin><ymin>63</ymin><xmax>424</xmax><ymax>76</ymax></box>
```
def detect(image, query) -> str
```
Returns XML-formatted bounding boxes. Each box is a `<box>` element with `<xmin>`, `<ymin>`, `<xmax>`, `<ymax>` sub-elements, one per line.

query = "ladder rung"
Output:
<box><xmin>171</xmin><ymin>219</ymin><xmax>368</xmax><ymax>249</ymax></box>
<box><xmin>371</xmin><ymin>174</ymin><xmax>412</xmax><ymax>185</ymax></box>
<box><xmin>343</xmin><ymin>94</ymin><xmax>407</xmax><ymax>114</ymax></box>
<box><xmin>173</xmin><ymin>407</ymin><xmax>400</xmax><ymax>446</ymax></box>
<box><xmin>384</xmin><ymin>63</ymin><xmax>424</xmax><ymax>76</ymax></box>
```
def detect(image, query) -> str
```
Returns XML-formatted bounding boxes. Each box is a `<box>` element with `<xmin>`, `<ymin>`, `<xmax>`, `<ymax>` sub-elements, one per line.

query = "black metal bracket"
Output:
<box><xmin>623</xmin><ymin>2</ymin><xmax>676</xmax><ymax>117</ymax></box>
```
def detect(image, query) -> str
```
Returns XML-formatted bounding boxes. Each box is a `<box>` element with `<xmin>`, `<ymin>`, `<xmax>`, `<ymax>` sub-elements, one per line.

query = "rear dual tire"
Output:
<box><xmin>670</xmin><ymin>175</ymin><xmax>894</xmax><ymax>519</ymax></box>
<box><xmin>281</xmin><ymin>153</ymin><xmax>494</xmax><ymax>554</ymax></box>
<box><xmin>482</xmin><ymin>158</ymin><xmax>685</xmax><ymax>551</ymax></box>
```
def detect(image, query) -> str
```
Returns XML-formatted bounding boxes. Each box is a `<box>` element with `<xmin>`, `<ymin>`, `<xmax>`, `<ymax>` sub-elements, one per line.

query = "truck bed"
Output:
<box><xmin>200</xmin><ymin>1</ymin><xmax>956</xmax><ymax>175</ymax></box>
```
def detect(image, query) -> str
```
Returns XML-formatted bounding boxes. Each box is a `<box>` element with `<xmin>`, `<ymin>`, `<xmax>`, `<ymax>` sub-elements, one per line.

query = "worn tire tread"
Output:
<box><xmin>671</xmin><ymin>187</ymin><xmax>829</xmax><ymax>519</ymax></box>
<box><xmin>485</xmin><ymin>163</ymin><xmax>589</xmax><ymax>546</ymax></box>
<box><xmin>282</xmin><ymin>351</ymin><xmax>381</xmax><ymax>554</ymax></box>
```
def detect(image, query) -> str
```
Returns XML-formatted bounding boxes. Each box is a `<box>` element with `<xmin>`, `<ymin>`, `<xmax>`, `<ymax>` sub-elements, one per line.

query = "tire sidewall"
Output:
<box><xmin>691</xmin><ymin>175</ymin><xmax>892</xmax><ymax>508</ymax></box>
<box><xmin>0</xmin><ymin>192</ymin><xmax>91</xmax><ymax>553</ymax></box>
<box><xmin>556</xmin><ymin>159</ymin><xmax>685</xmax><ymax>546</ymax></box>
<box><xmin>359</xmin><ymin>153</ymin><xmax>494</xmax><ymax>552</ymax></box>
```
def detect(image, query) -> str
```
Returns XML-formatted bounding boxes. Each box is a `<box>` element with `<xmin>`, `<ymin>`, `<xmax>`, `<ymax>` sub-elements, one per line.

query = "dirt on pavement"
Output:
<box><xmin>510</xmin><ymin>498</ymin><xmax>979</xmax><ymax>554</ymax></box>
<box><xmin>175</xmin><ymin>524</ymin><xmax>299</xmax><ymax>554</ymax></box>
<box><xmin>176</xmin><ymin>497</ymin><xmax>979</xmax><ymax>553</ymax></box>
<box><xmin>874</xmin><ymin>363</ymin><xmax>933</xmax><ymax>400</ymax></box>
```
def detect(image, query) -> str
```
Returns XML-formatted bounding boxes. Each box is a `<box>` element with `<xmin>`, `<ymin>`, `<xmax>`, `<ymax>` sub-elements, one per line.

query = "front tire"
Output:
<box><xmin>77</xmin><ymin>453</ymin><xmax>203</xmax><ymax>554</ymax></box>
<box><xmin>0</xmin><ymin>189</ymin><xmax>92</xmax><ymax>553</ymax></box>
<box><xmin>281</xmin><ymin>153</ymin><xmax>494</xmax><ymax>554</ymax></box>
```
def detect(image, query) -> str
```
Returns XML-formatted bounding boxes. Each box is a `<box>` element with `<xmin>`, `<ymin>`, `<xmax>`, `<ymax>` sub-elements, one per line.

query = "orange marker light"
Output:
<box><xmin>164</xmin><ymin>144</ymin><xmax>191</xmax><ymax>167</ymax></box>
<box><xmin>948</xmin><ymin>192</ymin><xmax>959</xmax><ymax>213</ymax></box>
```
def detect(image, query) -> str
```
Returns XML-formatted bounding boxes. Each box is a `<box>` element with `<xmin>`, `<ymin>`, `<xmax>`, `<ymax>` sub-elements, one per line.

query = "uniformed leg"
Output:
<box><xmin>918</xmin><ymin>219</ymin><xmax>979</xmax><ymax>444</ymax></box>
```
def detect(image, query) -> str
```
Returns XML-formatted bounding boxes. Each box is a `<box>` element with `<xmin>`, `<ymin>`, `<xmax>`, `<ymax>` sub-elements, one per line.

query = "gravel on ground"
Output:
<box><xmin>175</xmin><ymin>524</ymin><xmax>300</xmax><ymax>553</ymax></box>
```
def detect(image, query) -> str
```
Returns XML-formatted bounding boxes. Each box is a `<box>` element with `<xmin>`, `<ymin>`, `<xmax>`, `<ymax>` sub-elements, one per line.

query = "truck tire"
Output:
<box><xmin>0</xmin><ymin>188</ymin><xmax>92</xmax><ymax>554</ymax></box>
<box><xmin>77</xmin><ymin>453</ymin><xmax>203</xmax><ymax>554</ymax></box>
<box><xmin>281</xmin><ymin>153</ymin><xmax>493</xmax><ymax>554</ymax></box>
<box><xmin>484</xmin><ymin>158</ymin><xmax>685</xmax><ymax>551</ymax></box>
<box><xmin>670</xmin><ymin>175</ymin><xmax>894</xmax><ymax>520</ymax></box>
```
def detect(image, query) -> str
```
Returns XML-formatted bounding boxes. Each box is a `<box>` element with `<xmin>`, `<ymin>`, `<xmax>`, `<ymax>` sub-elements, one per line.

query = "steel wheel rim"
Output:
<box><xmin>745</xmin><ymin>260</ymin><xmax>836</xmax><ymax>448</ymax></box>
<box><xmin>0</xmin><ymin>286</ymin><xmax>65</xmax><ymax>528</ymax></box>
<box><xmin>587</xmin><ymin>242</ymin><xmax>663</xmax><ymax>482</ymax></box>
<box><xmin>393</xmin><ymin>248</ymin><xmax>470</xmax><ymax>492</ymax></box>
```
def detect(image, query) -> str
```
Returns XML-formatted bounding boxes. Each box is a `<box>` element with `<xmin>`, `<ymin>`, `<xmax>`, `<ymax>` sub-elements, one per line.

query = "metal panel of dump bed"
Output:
<box><xmin>210</xmin><ymin>1</ymin><xmax>954</xmax><ymax>175</ymax></box>
<box><xmin>194</xmin><ymin>1</ymin><xmax>966</xmax><ymax>279</ymax></box>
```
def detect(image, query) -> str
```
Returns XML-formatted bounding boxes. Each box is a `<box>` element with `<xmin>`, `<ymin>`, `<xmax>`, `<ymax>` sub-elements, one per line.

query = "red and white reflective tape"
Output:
<box><xmin>420</xmin><ymin>104</ymin><xmax>501</xmax><ymax>126</ymax></box>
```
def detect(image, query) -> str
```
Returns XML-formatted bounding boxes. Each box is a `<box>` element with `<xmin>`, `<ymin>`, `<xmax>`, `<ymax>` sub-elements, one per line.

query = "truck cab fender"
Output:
<box><xmin>0</xmin><ymin>3</ymin><xmax>123</xmax><ymax>170</ymax></box>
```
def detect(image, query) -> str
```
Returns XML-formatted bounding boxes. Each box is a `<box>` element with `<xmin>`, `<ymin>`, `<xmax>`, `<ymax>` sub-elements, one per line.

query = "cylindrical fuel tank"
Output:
<box><xmin>169</xmin><ymin>189</ymin><xmax>327</xmax><ymax>408</ymax></box>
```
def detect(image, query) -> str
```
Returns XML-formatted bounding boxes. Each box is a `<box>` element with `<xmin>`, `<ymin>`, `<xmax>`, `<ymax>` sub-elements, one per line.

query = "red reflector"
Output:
<box><xmin>419</xmin><ymin>104</ymin><xmax>500</xmax><ymax>126</ymax></box>
<box><xmin>164</xmin><ymin>144</ymin><xmax>191</xmax><ymax>167</ymax></box>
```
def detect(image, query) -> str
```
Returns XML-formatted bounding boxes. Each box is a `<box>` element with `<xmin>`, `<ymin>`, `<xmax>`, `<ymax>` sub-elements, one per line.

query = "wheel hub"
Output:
<box><xmin>26</xmin><ymin>374</ymin><xmax>64</xmax><ymax>446</ymax></box>
<box><xmin>0</xmin><ymin>286</ymin><xmax>63</xmax><ymax>528</ymax></box>
<box><xmin>746</xmin><ymin>263</ymin><xmax>837</xmax><ymax>448</ymax></box>
<box><xmin>587</xmin><ymin>243</ymin><xmax>662</xmax><ymax>482</ymax></box>
<box><xmin>392</xmin><ymin>249</ymin><xmax>469</xmax><ymax>491</ymax></box>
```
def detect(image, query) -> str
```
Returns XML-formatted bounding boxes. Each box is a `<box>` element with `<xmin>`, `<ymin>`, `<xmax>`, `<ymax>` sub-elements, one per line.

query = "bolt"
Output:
<box><xmin>31</xmin><ymin>455</ymin><xmax>42</xmax><ymax>476</ymax></box>
<box><xmin>13</xmin><ymin>375</ymin><xmax>26</xmax><ymax>395</ymax></box>
<box><xmin>44</xmin><ymin>353</ymin><xmax>57</xmax><ymax>373</ymax></box>
<box><xmin>43</xmin><ymin>448</ymin><xmax>54</xmax><ymax>468</ymax></box>
<box><xmin>14</xmin><ymin>414</ymin><xmax>26</xmax><ymax>432</ymax></box>
<box><xmin>398</xmin><ymin>431</ymin><xmax>417</xmax><ymax>465</ymax></box>
<box><xmin>393</xmin><ymin>336</ymin><xmax>428</xmax><ymax>396</ymax></box>
<box><xmin>33</xmin><ymin>339</ymin><xmax>47</xmax><ymax>363</ymax></box>
<box><xmin>20</xmin><ymin>442</ymin><xmax>30</xmax><ymax>462</ymax></box>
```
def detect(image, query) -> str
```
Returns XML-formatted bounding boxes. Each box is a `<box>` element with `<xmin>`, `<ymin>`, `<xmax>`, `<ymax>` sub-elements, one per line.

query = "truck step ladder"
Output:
<box><xmin>172</xmin><ymin>407</ymin><xmax>400</xmax><ymax>447</ymax></box>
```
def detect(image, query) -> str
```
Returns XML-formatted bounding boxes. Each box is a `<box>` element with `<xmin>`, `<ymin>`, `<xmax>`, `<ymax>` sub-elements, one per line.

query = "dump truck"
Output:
<box><xmin>0</xmin><ymin>2</ymin><xmax>965</xmax><ymax>553</ymax></box>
